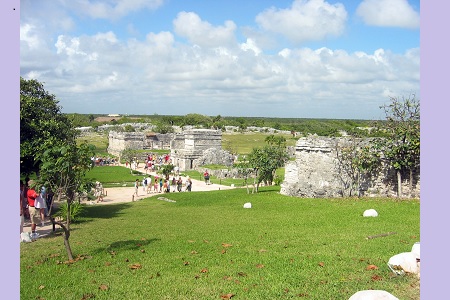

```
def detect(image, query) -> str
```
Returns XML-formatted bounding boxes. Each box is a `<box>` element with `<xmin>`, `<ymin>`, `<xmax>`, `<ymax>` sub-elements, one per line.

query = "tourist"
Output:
<box><xmin>20</xmin><ymin>181</ymin><xmax>24</xmax><ymax>235</ymax></box>
<box><xmin>95</xmin><ymin>181</ymin><xmax>104</xmax><ymax>203</ymax></box>
<box><xmin>142</xmin><ymin>177</ymin><xmax>147</xmax><ymax>192</ymax></box>
<box><xmin>35</xmin><ymin>186</ymin><xmax>47</xmax><ymax>227</ymax></box>
<box><xmin>171</xmin><ymin>176</ymin><xmax>177</xmax><ymax>192</ymax></box>
<box><xmin>153</xmin><ymin>175</ymin><xmax>159</xmax><ymax>193</ymax></box>
<box><xmin>185</xmin><ymin>176</ymin><xmax>192</xmax><ymax>192</ymax></box>
<box><xmin>203</xmin><ymin>170</ymin><xmax>210</xmax><ymax>185</ymax></box>
<box><xmin>159</xmin><ymin>177</ymin><xmax>163</xmax><ymax>193</ymax></box>
<box><xmin>146</xmin><ymin>176</ymin><xmax>152</xmax><ymax>194</ymax></box>
<box><xmin>22</xmin><ymin>177</ymin><xmax>30</xmax><ymax>220</ymax></box>
<box><xmin>163</xmin><ymin>180</ymin><xmax>169</xmax><ymax>193</ymax></box>
<box><xmin>133</xmin><ymin>179</ymin><xmax>139</xmax><ymax>199</ymax></box>
<box><xmin>26</xmin><ymin>180</ymin><xmax>40</xmax><ymax>239</ymax></box>
<box><xmin>177</xmin><ymin>176</ymin><xmax>183</xmax><ymax>192</ymax></box>
<box><xmin>46</xmin><ymin>187</ymin><xmax>54</xmax><ymax>216</ymax></box>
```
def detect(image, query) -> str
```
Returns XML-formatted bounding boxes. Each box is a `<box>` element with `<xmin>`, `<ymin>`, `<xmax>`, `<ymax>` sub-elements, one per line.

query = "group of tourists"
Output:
<box><xmin>20</xmin><ymin>178</ymin><xmax>54</xmax><ymax>241</ymax></box>
<box><xmin>127</xmin><ymin>153</ymin><xmax>180</xmax><ymax>175</ymax></box>
<box><xmin>133</xmin><ymin>174</ymin><xmax>193</xmax><ymax>198</ymax></box>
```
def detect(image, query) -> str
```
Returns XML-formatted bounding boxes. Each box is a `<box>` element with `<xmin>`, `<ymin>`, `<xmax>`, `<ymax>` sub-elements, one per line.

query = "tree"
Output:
<box><xmin>160</xmin><ymin>164</ymin><xmax>175</xmax><ymax>180</ymax></box>
<box><xmin>378</xmin><ymin>94</ymin><xmax>420</xmax><ymax>197</ymax></box>
<box><xmin>37</xmin><ymin>142</ymin><xmax>95</xmax><ymax>260</ymax></box>
<box><xmin>247</xmin><ymin>137</ymin><xmax>289</xmax><ymax>192</ymax></box>
<box><xmin>334</xmin><ymin>138</ymin><xmax>382</xmax><ymax>197</ymax></box>
<box><xmin>20</xmin><ymin>77</ymin><xmax>76</xmax><ymax>176</ymax></box>
<box><xmin>121</xmin><ymin>149</ymin><xmax>139</xmax><ymax>172</ymax></box>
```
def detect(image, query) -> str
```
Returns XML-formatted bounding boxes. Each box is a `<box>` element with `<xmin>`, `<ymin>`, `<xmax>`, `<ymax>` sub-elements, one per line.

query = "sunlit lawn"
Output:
<box><xmin>20</xmin><ymin>187</ymin><xmax>419</xmax><ymax>300</ymax></box>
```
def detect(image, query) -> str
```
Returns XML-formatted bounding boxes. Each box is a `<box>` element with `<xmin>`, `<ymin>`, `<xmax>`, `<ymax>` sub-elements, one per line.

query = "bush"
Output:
<box><xmin>54</xmin><ymin>201</ymin><xmax>85</xmax><ymax>222</ymax></box>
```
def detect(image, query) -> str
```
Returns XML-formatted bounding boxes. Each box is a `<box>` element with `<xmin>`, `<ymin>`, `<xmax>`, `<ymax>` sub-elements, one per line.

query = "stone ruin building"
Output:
<box><xmin>280</xmin><ymin>136</ymin><xmax>420</xmax><ymax>198</ymax></box>
<box><xmin>107</xmin><ymin>131</ymin><xmax>174</xmax><ymax>156</ymax></box>
<box><xmin>107</xmin><ymin>129</ymin><xmax>233</xmax><ymax>171</ymax></box>
<box><xmin>170</xmin><ymin>129</ymin><xmax>232</xmax><ymax>170</ymax></box>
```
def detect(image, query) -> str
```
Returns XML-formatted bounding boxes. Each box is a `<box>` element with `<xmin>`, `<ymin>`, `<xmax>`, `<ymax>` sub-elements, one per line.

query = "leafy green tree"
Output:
<box><xmin>20</xmin><ymin>77</ymin><xmax>76</xmax><ymax>176</ymax></box>
<box><xmin>378</xmin><ymin>95</ymin><xmax>420</xmax><ymax>197</ymax></box>
<box><xmin>182</xmin><ymin>113</ymin><xmax>212</xmax><ymax>127</ymax></box>
<box><xmin>160</xmin><ymin>164</ymin><xmax>175</xmax><ymax>180</ymax></box>
<box><xmin>154</xmin><ymin>121</ymin><xmax>175</xmax><ymax>134</ymax></box>
<box><xmin>120</xmin><ymin>149</ymin><xmax>139</xmax><ymax>171</ymax></box>
<box><xmin>247</xmin><ymin>138</ymin><xmax>289</xmax><ymax>192</ymax></box>
<box><xmin>37</xmin><ymin>142</ymin><xmax>95</xmax><ymax>260</ymax></box>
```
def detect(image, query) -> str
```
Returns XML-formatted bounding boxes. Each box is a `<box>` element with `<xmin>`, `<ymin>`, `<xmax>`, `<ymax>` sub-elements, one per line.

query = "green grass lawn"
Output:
<box><xmin>20</xmin><ymin>187</ymin><xmax>420</xmax><ymax>300</ymax></box>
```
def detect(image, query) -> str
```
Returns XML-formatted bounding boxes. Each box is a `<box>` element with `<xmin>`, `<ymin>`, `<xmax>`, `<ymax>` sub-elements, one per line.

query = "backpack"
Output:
<box><xmin>144</xmin><ymin>179</ymin><xmax>148</xmax><ymax>185</ymax></box>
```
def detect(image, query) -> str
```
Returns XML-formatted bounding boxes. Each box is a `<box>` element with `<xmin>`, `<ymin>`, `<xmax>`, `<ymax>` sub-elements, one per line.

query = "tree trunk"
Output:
<box><xmin>396</xmin><ymin>170</ymin><xmax>402</xmax><ymax>198</ymax></box>
<box><xmin>51</xmin><ymin>218</ymin><xmax>73</xmax><ymax>260</ymax></box>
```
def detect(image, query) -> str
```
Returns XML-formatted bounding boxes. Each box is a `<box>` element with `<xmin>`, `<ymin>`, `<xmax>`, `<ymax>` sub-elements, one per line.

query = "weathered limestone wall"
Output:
<box><xmin>107</xmin><ymin>132</ymin><xmax>174</xmax><ymax>156</ymax></box>
<box><xmin>108</xmin><ymin>132</ymin><xmax>145</xmax><ymax>156</ymax></box>
<box><xmin>170</xmin><ymin>129</ymin><xmax>223</xmax><ymax>170</ymax></box>
<box><xmin>280</xmin><ymin>136</ymin><xmax>420</xmax><ymax>198</ymax></box>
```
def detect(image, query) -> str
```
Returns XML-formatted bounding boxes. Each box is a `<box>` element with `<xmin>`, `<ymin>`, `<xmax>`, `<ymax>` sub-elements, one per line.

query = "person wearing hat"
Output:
<box><xmin>26</xmin><ymin>180</ymin><xmax>40</xmax><ymax>240</ymax></box>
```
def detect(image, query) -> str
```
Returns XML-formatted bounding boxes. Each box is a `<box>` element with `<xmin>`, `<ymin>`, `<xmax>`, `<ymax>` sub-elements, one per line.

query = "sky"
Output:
<box><xmin>20</xmin><ymin>0</ymin><xmax>420</xmax><ymax>120</ymax></box>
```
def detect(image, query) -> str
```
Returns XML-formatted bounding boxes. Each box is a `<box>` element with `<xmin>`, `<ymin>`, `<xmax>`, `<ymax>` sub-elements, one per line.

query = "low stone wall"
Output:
<box><xmin>280</xmin><ymin>136</ymin><xmax>420</xmax><ymax>198</ymax></box>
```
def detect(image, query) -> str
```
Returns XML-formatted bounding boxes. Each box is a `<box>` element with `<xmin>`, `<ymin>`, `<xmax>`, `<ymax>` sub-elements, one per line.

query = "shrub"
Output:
<box><xmin>54</xmin><ymin>201</ymin><xmax>85</xmax><ymax>222</ymax></box>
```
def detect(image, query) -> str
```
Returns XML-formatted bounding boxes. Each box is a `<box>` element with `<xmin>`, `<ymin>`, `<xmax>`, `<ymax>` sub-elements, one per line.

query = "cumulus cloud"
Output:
<box><xmin>19</xmin><ymin>0</ymin><xmax>420</xmax><ymax>119</ymax></box>
<box><xmin>255</xmin><ymin>0</ymin><xmax>348</xmax><ymax>44</ymax></box>
<box><xmin>173</xmin><ymin>12</ymin><xmax>237</xmax><ymax>48</ymax></box>
<box><xmin>356</xmin><ymin>0</ymin><xmax>420</xmax><ymax>29</ymax></box>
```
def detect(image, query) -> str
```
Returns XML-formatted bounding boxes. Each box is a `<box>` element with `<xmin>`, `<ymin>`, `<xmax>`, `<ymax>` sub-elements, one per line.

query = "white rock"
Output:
<box><xmin>388</xmin><ymin>252</ymin><xmax>419</xmax><ymax>274</ymax></box>
<box><xmin>349</xmin><ymin>290</ymin><xmax>399</xmax><ymax>300</ymax></box>
<box><xmin>411</xmin><ymin>242</ymin><xmax>420</xmax><ymax>259</ymax></box>
<box><xmin>363</xmin><ymin>209</ymin><xmax>378</xmax><ymax>217</ymax></box>
<box><xmin>243</xmin><ymin>202</ymin><xmax>252</xmax><ymax>208</ymax></box>
<box><xmin>21</xmin><ymin>232</ymin><xmax>32</xmax><ymax>243</ymax></box>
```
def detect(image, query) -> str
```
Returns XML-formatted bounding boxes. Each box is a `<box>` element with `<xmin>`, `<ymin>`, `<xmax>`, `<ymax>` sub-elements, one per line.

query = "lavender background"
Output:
<box><xmin>3</xmin><ymin>0</ymin><xmax>446</xmax><ymax>298</ymax></box>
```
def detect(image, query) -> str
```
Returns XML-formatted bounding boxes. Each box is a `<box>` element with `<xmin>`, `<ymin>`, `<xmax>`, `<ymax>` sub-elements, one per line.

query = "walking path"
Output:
<box><xmin>22</xmin><ymin>164</ymin><xmax>235</xmax><ymax>239</ymax></box>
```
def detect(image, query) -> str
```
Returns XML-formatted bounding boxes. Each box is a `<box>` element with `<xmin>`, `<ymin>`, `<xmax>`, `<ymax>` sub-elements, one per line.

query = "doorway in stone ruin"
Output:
<box><xmin>190</xmin><ymin>159</ymin><xmax>193</xmax><ymax>169</ymax></box>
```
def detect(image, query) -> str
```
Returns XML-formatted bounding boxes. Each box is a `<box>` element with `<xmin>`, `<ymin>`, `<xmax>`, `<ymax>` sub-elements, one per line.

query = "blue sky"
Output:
<box><xmin>20</xmin><ymin>0</ymin><xmax>420</xmax><ymax>120</ymax></box>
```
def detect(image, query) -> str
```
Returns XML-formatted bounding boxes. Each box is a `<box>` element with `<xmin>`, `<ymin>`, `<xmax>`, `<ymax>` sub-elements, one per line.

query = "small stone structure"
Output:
<box><xmin>107</xmin><ymin>131</ymin><xmax>174</xmax><ymax>156</ymax></box>
<box><xmin>170</xmin><ymin>129</ymin><xmax>223</xmax><ymax>170</ymax></box>
<box><xmin>280</xmin><ymin>136</ymin><xmax>420</xmax><ymax>198</ymax></box>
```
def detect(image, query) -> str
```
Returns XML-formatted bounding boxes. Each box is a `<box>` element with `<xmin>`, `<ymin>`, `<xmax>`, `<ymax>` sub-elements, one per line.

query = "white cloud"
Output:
<box><xmin>240</xmin><ymin>38</ymin><xmax>262</xmax><ymax>56</ymax></box>
<box><xmin>33</xmin><ymin>27</ymin><xmax>418</xmax><ymax>118</ymax></box>
<box><xmin>255</xmin><ymin>0</ymin><xmax>348</xmax><ymax>44</ymax></box>
<box><xmin>356</xmin><ymin>0</ymin><xmax>420</xmax><ymax>29</ymax></box>
<box><xmin>19</xmin><ymin>0</ymin><xmax>420</xmax><ymax>119</ymax></box>
<box><xmin>173</xmin><ymin>12</ymin><xmax>237</xmax><ymax>48</ymax></box>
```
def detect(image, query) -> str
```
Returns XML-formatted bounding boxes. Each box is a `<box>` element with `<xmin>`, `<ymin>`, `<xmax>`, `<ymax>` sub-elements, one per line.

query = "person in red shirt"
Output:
<box><xmin>26</xmin><ymin>180</ymin><xmax>40</xmax><ymax>239</ymax></box>
<box><xmin>203</xmin><ymin>170</ymin><xmax>210</xmax><ymax>185</ymax></box>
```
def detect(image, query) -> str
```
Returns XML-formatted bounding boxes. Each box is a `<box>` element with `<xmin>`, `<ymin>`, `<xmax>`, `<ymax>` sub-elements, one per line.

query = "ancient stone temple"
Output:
<box><xmin>280</xmin><ymin>136</ymin><xmax>420</xmax><ymax>198</ymax></box>
<box><xmin>170</xmin><ymin>129</ymin><xmax>223</xmax><ymax>170</ymax></box>
<box><xmin>107</xmin><ymin>131</ymin><xmax>173</xmax><ymax>156</ymax></box>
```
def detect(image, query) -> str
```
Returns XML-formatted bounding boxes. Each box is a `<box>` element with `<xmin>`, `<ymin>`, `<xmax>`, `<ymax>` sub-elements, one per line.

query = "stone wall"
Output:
<box><xmin>170</xmin><ymin>129</ymin><xmax>223</xmax><ymax>170</ymax></box>
<box><xmin>280</xmin><ymin>136</ymin><xmax>420</xmax><ymax>198</ymax></box>
<box><xmin>108</xmin><ymin>132</ymin><xmax>145</xmax><ymax>156</ymax></box>
<box><xmin>107</xmin><ymin>131</ymin><xmax>174</xmax><ymax>156</ymax></box>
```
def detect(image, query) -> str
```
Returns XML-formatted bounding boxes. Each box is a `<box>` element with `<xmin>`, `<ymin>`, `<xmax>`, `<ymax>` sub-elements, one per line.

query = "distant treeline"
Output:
<box><xmin>67</xmin><ymin>113</ymin><xmax>387</xmax><ymax>137</ymax></box>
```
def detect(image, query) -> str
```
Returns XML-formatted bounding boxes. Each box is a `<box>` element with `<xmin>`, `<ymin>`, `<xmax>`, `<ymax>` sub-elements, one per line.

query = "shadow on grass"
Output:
<box><xmin>91</xmin><ymin>238</ymin><xmax>160</xmax><ymax>255</ymax></box>
<box><xmin>73</xmin><ymin>203</ymin><xmax>134</xmax><ymax>226</ymax></box>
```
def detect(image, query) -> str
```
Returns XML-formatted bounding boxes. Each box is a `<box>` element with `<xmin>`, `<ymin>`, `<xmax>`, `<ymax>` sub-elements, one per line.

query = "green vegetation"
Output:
<box><xmin>20</xmin><ymin>79</ymin><xmax>419</xmax><ymax>299</ymax></box>
<box><xmin>84</xmin><ymin>166</ymin><xmax>146</xmax><ymax>188</ymax></box>
<box><xmin>20</xmin><ymin>188</ymin><xmax>420</xmax><ymax>300</ymax></box>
